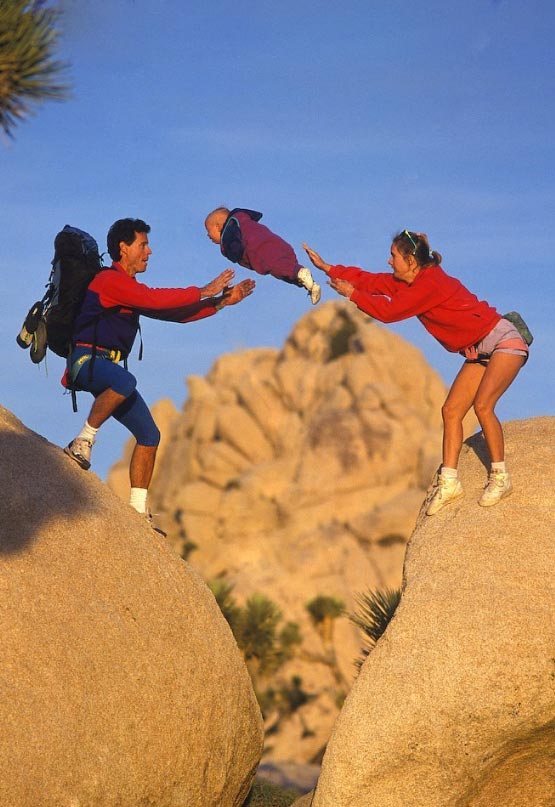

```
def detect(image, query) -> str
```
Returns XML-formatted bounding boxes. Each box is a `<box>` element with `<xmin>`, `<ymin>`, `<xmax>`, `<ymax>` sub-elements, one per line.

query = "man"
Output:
<box><xmin>64</xmin><ymin>217</ymin><xmax>254</xmax><ymax>524</ymax></box>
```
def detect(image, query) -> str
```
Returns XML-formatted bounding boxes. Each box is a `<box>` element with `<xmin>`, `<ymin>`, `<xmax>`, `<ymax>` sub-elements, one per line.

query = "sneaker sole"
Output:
<box><xmin>426</xmin><ymin>489</ymin><xmax>464</xmax><ymax>516</ymax></box>
<box><xmin>310</xmin><ymin>284</ymin><xmax>322</xmax><ymax>305</ymax></box>
<box><xmin>63</xmin><ymin>445</ymin><xmax>91</xmax><ymax>471</ymax></box>
<box><xmin>479</xmin><ymin>487</ymin><xmax>513</xmax><ymax>507</ymax></box>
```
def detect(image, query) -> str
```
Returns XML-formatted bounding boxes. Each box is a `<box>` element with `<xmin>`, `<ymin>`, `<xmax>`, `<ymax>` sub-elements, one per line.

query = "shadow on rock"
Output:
<box><xmin>0</xmin><ymin>407</ymin><xmax>96</xmax><ymax>554</ymax></box>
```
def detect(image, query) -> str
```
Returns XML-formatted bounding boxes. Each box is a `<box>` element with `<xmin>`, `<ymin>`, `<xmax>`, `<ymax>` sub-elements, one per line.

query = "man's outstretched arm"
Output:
<box><xmin>214</xmin><ymin>278</ymin><xmax>256</xmax><ymax>309</ymax></box>
<box><xmin>143</xmin><ymin>278</ymin><xmax>256</xmax><ymax>323</ymax></box>
<box><xmin>199</xmin><ymin>268</ymin><xmax>235</xmax><ymax>298</ymax></box>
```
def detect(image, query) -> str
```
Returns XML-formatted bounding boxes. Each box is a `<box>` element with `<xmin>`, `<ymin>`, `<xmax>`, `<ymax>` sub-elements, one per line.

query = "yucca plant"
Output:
<box><xmin>305</xmin><ymin>595</ymin><xmax>345</xmax><ymax>646</ymax></box>
<box><xmin>0</xmin><ymin>0</ymin><xmax>68</xmax><ymax>137</ymax></box>
<box><xmin>237</xmin><ymin>593</ymin><xmax>284</xmax><ymax>678</ymax></box>
<box><xmin>350</xmin><ymin>587</ymin><xmax>401</xmax><ymax>669</ymax></box>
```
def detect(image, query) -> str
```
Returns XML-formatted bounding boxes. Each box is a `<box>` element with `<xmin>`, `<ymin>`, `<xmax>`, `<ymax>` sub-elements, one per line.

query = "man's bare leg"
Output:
<box><xmin>87</xmin><ymin>388</ymin><xmax>127</xmax><ymax>428</ymax></box>
<box><xmin>130</xmin><ymin>444</ymin><xmax>157</xmax><ymax>489</ymax></box>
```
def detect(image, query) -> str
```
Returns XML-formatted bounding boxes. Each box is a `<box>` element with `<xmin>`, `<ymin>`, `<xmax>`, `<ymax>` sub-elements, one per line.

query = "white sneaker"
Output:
<box><xmin>426</xmin><ymin>475</ymin><xmax>464</xmax><ymax>516</ymax></box>
<box><xmin>64</xmin><ymin>438</ymin><xmax>93</xmax><ymax>470</ymax></box>
<box><xmin>479</xmin><ymin>471</ymin><xmax>513</xmax><ymax>507</ymax></box>
<box><xmin>297</xmin><ymin>267</ymin><xmax>322</xmax><ymax>305</ymax></box>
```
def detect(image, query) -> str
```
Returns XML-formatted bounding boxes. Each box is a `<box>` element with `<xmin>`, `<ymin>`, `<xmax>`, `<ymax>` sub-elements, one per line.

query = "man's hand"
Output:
<box><xmin>218</xmin><ymin>278</ymin><xmax>256</xmax><ymax>308</ymax></box>
<box><xmin>302</xmin><ymin>244</ymin><xmax>331</xmax><ymax>274</ymax></box>
<box><xmin>200</xmin><ymin>268</ymin><xmax>235</xmax><ymax>298</ymax></box>
<box><xmin>329</xmin><ymin>277</ymin><xmax>354</xmax><ymax>298</ymax></box>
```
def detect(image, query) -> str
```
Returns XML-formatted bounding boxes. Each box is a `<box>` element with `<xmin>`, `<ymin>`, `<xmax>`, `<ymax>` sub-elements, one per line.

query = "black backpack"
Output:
<box><xmin>17</xmin><ymin>225</ymin><xmax>103</xmax><ymax>363</ymax></box>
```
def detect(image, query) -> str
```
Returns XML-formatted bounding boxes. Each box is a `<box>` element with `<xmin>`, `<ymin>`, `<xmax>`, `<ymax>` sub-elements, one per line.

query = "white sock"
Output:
<box><xmin>129</xmin><ymin>487</ymin><xmax>148</xmax><ymax>514</ymax></box>
<box><xmin>78</xmin><ymin>420</ymin><xmax>98</xmax><ymax>444</ymax></box>
<box><xmin>491</xmin><ymin>461</ymin><xmax>507</xmax><ymax>473</ymax></box>
<box><xmin>440</xmin><ymin>466</ymin><xmax>458</xmax><ymax>479</ymax></box>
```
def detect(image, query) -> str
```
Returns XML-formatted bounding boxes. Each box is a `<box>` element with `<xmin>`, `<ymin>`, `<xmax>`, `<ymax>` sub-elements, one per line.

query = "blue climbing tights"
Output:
<box><xmin>71</xmin><ymin>348</ymin><xmax>160</xmax><ymax>446</ymax></box>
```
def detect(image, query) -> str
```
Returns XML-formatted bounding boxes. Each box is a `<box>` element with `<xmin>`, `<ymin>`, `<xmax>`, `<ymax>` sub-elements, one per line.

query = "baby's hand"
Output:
<box><xmin>302</xmin><ymin>244</ymin><xmax>331</xmax><ymax>274</ymax></box>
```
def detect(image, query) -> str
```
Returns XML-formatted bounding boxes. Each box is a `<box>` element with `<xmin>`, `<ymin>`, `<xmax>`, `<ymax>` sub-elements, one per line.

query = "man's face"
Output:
<box><xmin>119</xmin><ymin>231</ymin><xmax>152</xmax><ymax>275</ymax></box>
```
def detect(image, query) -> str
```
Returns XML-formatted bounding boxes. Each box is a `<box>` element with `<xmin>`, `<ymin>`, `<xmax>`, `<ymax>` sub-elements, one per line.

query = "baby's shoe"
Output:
<box><xmin>297</xmin><ymin>267</ymin><xmax>322</xmax><ymax>305</ymax></box>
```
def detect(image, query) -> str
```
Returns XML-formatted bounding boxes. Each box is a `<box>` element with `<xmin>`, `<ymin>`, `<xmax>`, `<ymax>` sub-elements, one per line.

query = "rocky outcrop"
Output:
<box><xmin>109</xmin><ymin>302</ymin><xmax>477</xmax><ymax>764</ymax></box>
<box><xmin>0</xmin><ymin>406</ymin><xmax>263</xmax><ymax>807</ymax></box>
<box><xmin>309</xmin><ymin>417</ymin><xmax>555</xmax><ymax>807</ymax></box>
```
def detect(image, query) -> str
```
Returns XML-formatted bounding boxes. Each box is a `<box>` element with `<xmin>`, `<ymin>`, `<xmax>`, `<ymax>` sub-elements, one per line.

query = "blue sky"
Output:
<box><xmin>2</xmin><ymin>0</ymin><xmax>553</xmax><ymax>479</ymax></box>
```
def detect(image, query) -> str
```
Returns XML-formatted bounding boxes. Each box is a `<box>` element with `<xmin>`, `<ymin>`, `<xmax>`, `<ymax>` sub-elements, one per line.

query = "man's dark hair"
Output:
<box><xmin>107</xmin><ymin>218</ymin><xmax>151</xmax><ymax>261</ymax></box>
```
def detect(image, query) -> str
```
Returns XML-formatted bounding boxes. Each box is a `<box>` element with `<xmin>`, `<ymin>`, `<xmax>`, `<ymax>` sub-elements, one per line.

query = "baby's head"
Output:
<box><xmin>205</xmin><ymin>207</ymin><xmax>230</xmax><ymax>244</ymax></box>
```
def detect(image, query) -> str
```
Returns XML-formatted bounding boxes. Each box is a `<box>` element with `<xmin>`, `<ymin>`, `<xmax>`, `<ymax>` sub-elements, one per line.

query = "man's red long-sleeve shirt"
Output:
<box><xmin>72</xmin><ymin>263</ymin><xmax>218</xmax><ymax>357</ymax></box>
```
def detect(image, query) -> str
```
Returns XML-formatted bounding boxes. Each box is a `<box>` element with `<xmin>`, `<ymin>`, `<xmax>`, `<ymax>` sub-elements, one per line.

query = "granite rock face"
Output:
<box><xmin>311</xmin><ymin>417</ymin><xmax>555</xmax><ymax>807</ymax></box>
<box><xmin>0</xmin><ymin>406</ymin><xmax>263</xmax><ymax>807</ymax></box>
<box><xmin>109</xmin><ymin>302</ymin><xmax>474</xmax><ymax>764</ymax></box>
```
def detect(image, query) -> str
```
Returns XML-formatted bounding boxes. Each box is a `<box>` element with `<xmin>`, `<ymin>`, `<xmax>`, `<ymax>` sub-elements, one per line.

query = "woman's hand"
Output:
<box><xmin>200</xmin><ymin>268</ymin><xmax>235</xmax><ymax>298</ymax></box>
<box><xmin>302</xmin><ymin>244</ymin><xmax>331</xmax><ymax>274</ymax></box>
<box><xmin>329</xmin><ymin>277</ymin><xmax>354</xmax><ymax>299</ymax></box>
<box><xmin>217</xmin><ymin>278</ymin><xmax>256</xmax><ymax>308</ymax></box>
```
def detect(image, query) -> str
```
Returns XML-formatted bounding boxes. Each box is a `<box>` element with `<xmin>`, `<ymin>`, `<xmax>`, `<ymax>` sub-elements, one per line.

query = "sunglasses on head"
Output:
<box><xmin>402</xmin><ymin>230</ymin><xmax>418</xmax><ymax>255</ymax></box>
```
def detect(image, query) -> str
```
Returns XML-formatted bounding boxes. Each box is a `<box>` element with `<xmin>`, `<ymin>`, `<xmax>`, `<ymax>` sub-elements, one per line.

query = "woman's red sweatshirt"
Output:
<box><xmin>329</xmin><ymin>264</ymin><xmax>501</xmax><ymax>352</ymax></box>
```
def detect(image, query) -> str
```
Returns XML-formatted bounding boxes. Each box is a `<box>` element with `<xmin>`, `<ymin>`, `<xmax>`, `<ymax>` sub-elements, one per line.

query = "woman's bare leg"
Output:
<box><xmin>441</xmin><ymin>362</ymin><xmax>486</xmax><ymax>468</ymax></box>
<box><xmin>472</xmin><ymin>353</ymin><xmax>526</xmax><ymax>463</ymax></box>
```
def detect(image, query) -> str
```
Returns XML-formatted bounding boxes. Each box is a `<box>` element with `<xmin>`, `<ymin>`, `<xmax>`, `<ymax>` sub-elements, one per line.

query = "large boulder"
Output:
<box><xmin>310</xmin><ymin>417</ymin><xmax>555</xmax><ymax>806</ymax></box>
<box><xmin>108</xmin><ymin>301</ymin><xmax>477</xmax><ymax>764</ymax></box>
<box><xmin>0</xmin><ymin>406</ymin><xmax>263</xmax><ymax>807</ymax></box>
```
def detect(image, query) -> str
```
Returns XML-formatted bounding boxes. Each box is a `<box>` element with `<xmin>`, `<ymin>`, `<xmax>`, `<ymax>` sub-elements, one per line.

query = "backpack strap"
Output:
<box><xmin>137</xmin><ymin>321</ymin><xmax>143</xmax><ymax>361</ymax></box>
<box><xmin>86</xmin><ymin>304</ymin><xmax>124</xmax><ymax>381</ymax></box>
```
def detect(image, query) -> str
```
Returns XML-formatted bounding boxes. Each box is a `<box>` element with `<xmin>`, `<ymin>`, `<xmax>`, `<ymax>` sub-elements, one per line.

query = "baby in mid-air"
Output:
<box><xmin>205</xmin><ymin>207</ymin><xmax>321</xmax><ymax>304</ymax></box>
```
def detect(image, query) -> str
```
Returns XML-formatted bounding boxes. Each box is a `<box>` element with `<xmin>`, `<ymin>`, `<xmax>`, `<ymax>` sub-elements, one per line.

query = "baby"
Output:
<box><xmin>205</xmin><ymin>207</ymin><xmax>321</xmax><ymax>304</ymax></box>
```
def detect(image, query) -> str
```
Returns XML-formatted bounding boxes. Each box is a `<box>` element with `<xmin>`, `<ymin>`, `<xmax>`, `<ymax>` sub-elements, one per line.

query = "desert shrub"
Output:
<box><xmin>242</xmin><ymin>779</ymin><xmax>299</xmax><ymax>806</ymax></box>
<box><xmin>350</xmin><ymin>587</ymin><xmax>401</xmax><ymax>669</ymax></box>
<box><xmin>306</xmin><ymin>595</ymin><xmax>345</xmax><ymax>647</ymax></box>
<box><xmin>209</xmin><ymin>583</ymin><xmax>302</xmax><ymax>685</ymax></box>
<box><xmin>208</xmin><ymin>578</ymin><xmax>242</xmax><ymax>634</ymax></box>
<box><xmin>238</xmin><ymin>594</ymin><xmax>285</xmax><ymax>675</ymax></box>
<box><xmin>257</xmin><ymin>673</ymin><xmax>314</xmax><ymax>723</ymax></box>
<box><xmin>306</xmin><ymin>595</ymin><xmax>344</xmax><ymax>623</ymax></box>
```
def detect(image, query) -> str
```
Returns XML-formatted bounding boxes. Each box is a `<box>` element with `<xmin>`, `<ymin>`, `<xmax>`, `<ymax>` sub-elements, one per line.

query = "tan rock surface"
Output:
<box><xmin>0</xmin><ymin>406</ymin><xmax>263</xmax><ymax>807</ymax></box>
<box><xmin>109</xmin><ymin>301</ymin><xmax>477</xmax><ymax>764</ymax></box>
<box><xmin>312</xmin><ymin>417</ymin><xmax>555</xmax><ymax>807</ymax></box>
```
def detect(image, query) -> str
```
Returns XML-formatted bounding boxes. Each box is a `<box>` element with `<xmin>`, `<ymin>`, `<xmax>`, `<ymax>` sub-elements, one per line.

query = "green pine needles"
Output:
<box><xmin>350</xmin><ymin>587</ymin><xmax>401</xmax><ymax>669</ymax></box>
<box><xmin>0</xmin><ymin>0</ymin><xmax>69</xmax><ymax>137</ymax></box>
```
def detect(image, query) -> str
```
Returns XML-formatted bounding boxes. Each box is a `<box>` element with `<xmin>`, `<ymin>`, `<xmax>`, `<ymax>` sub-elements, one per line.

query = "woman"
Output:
<box><xmin>303</xmin><ymin>231</ymin><xmax>529</xmax><ymax>514</ymax></box>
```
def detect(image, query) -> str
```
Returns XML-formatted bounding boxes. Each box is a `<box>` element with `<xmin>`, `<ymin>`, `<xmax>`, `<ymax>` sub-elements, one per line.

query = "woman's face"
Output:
<box><xmin>388</xmin><ymin>244</ymin><xmax>417</xmax><ymax>284</ymax></box>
